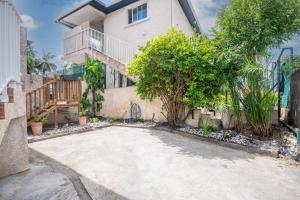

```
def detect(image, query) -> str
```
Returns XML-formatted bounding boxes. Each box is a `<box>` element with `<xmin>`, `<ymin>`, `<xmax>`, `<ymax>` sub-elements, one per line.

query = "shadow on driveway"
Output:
<box><xmin>148</xmin><ymin>128</ymin><xmax>256</xmax><ymax>162</ymax></box>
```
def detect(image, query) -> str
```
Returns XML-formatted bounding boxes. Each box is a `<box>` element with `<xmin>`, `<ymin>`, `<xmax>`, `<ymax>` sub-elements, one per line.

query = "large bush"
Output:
<box><xmin>215</xmin><ymin>0</ymin><xmax>300</xmax><ymax>136</ymax></box>
<box><xmin>129</xmin><ymin>28</ymin><xmax>223</xmax><ymax>127</ymax></box>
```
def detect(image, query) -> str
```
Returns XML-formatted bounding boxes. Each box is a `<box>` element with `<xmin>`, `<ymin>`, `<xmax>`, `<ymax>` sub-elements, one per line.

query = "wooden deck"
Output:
<box><xmin>26</xmin><ymin>76</ymin><xmax>82</xmax><ymax>127</ymax></box>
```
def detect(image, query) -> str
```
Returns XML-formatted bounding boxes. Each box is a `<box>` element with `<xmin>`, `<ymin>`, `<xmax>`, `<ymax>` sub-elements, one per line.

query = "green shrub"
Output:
<box><xmin>230</xmin><ymin>64</ymin><xmax>277</xmax><ymax>137</ymax></box>
<box><xmin>79</xmin><ymin>90</ymin><xmax>91</xmax><ymax>117</ymax></box>
<box><xmin>90</xmin><ymin>117</ymin><xmax>100</xmax><ymax>123</ymax></box>
<box><xmin>32</xmin><ymin>114</ymin><xmax>48</xmax><ymax>124</ymax></box>
<box><xmin>201</xmin><ymin>119</ymin><xmax>214</xmax><ymax>136</ymax></box>
<box><xmin>242</xmin><ymin>65</ymin><xmax>277</xmax><ymax>137</ymax></box>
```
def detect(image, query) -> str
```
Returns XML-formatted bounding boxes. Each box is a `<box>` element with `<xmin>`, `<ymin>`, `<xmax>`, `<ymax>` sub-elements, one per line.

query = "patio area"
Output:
<box><xmin>7</xmin><ymin>126</ymin><xmax>299</xmax><ymax>200</ymax></box>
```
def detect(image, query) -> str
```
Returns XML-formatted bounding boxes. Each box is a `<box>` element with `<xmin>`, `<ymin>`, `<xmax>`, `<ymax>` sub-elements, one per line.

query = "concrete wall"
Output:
<box><xmin>20</xmin><ymin>26</ymin><xmax>27</xmax><ymax>84</ymax></box>
<box><xmin>0</xmin><ymin>8</ymin><xmax>29</xmax><ymax>178</ymax></box>
<box><xmin>99</xmin><ymin>86</ymin><xmax>166</xmax><ymax>122</ymax></box>
<box><xmin>24</xmin><ymin>74</ymin><xmax>43</xmax><ymax>93</ymax></box>
<box><xmin>48</xmin><ymin>107</ymin><xmax>79</xmax><ymax>125</ymax></box>
<box><xmin>0</xmin><ymin>90</ymin><xmax>29</xmax><ymax>178</ymax></box>
<box><xmin>104</xmin><ymin>0</ymin><xmax>194</xmax><ymax>50</ymax></box>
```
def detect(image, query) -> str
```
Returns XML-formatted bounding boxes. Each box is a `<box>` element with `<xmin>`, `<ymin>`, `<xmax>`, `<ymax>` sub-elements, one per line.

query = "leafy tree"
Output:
<box><xmin>26</xmin><ymin>41</ymin><xmax>38</xmax><ymax>74</ymax></box>
<box><xmin>83</xmin><ymin>58</ymin><xmax>105</xmax><ymax>117</ymax></box>
<box><xmin>129</xmin><ymin>28</ymin><xmax>223</xmax><ymax>127</ymax></box>
<box><xmin>216</xmin><ymin>0</ymin><xmax>300</xmax><ymax>59</ymax></box>
<box><xmin>36</xmin><ymin>51</ymin><xmax>57</xmax><ymax>75</ymax></box>
<box><xmin>214</xmin><ymin>0</ymin><xmax>300</xmax><ymax>136</ymax></box>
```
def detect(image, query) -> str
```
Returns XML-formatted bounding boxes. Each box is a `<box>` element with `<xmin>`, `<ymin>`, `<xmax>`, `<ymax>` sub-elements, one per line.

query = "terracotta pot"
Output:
<box><xmin>31</xmin><ymin>122</ymin><xmax>43</xmax><ymax>136</ymax></box>
<box><xmin>79</xmin><ymin>116</ymin><xmax>87</xmax><ymax>126</ymax></box>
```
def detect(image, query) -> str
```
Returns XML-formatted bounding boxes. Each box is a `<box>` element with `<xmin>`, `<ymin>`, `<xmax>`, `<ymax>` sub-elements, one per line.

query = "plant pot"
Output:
<box><xmin>79</xmin><ymin>116</ymin><xmax>87</xmax><ymax>126</ymax></box>
<box><xmin>31</xmin><ymin>122</ymin><xmax>43</xmax><ymax>136</ymax></box>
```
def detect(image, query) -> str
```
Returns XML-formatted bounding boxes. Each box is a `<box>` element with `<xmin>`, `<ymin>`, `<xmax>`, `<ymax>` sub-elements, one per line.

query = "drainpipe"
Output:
<box><xmin>170</xmin><ymin>0</ymin><xmax>174</xmax><ymax>27</ymax></box>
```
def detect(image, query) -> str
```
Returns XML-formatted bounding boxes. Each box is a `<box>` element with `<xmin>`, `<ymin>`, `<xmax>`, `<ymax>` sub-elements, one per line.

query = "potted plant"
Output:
<box><xmin>79</xmin><ymin>110</ymin><xmax>89</xmax><ymax>126</ymax></box>
<box><xmin>79</xmin><ymin>91</ymin><xmax>91</xmax><ymax>126</ymax></box>
<box><xmin>31</xmin><ymin>114</ymin><xmax>48</xmax><ymax>136</ymax></box>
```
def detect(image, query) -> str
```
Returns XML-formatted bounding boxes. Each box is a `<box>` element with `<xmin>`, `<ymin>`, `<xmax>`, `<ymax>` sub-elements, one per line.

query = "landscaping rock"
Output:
<box><xmin>176</xmin><ymin>126</ymin><xmax>297</xmax><ymax>160</ymax></box>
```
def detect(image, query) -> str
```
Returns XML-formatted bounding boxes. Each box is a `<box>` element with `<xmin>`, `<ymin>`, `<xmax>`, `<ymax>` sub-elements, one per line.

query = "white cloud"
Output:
<box><xmin>283</xmin><ymin>35</ymin><xmax>300</xmax><ymax>48</ymax></box>
<box><xmin>190</xmin><ymin>0</ymin><xmax>225</xmax><ymax>35</ymax></box>
<box><xmin>52</xmin><ymin>55</ymin><xmax>67</xmax><ymax>70</ymax></box>
<box><xmin>72</xmin><ymin>0</ymin><xmax>90</xmax><ymax>8</ymax></box>
<box><xmin>20</xmin><ymin>14</ymin><xmax>38</xmax><ymax>31</ymax></box>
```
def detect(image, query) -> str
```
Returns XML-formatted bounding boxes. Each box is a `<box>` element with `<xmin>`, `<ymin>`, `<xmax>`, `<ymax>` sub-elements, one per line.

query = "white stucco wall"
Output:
<box><xmin>104</xmin><ymin>0</ymin><xmax>195</xmax><ymax>50</ymax></box>
<box><xmin>99</xmin><ymin>86</ymin><xmax>167</xmax><ymax>122</ymax></box>
<box><xmin>0</xmin><ymin>0</ymin><xmax>21</xmax><ymax>93</ymax></box>
<box><xmin>0</xmin><ymin>90</ymin><xmax>26</xmax><ymax>146</ymax></box>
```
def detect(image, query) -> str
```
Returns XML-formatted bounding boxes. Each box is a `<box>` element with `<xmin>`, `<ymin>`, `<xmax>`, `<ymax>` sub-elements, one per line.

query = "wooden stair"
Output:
<box><xmin>89</xmin><ymin>48</ymin><xmax>138</xmax><ymax>82</ymax></box>
<box><xmin>26</xmin><ymin>76</ymin><xmax>82</xmax><ymax>128</ymax></box>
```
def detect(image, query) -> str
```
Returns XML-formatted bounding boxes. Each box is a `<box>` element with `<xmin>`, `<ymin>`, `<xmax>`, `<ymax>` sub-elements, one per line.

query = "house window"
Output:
<box><xmin>128</xmin><ymin>3</ymin><xmax>147</xmax><ymax>24</ymax></box>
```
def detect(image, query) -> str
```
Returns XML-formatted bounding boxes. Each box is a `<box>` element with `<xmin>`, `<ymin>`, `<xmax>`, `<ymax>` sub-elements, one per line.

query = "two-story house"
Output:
<box><xmin>56</xmin><ymin>0</ymin><xmax>201</xmax><ymax>121</ymax></box>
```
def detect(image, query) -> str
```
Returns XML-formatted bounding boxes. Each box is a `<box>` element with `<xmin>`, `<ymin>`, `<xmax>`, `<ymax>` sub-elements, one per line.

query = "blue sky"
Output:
<box><xmin>13</xmin><ymin>0</ymin><xmax>300</xmax><ymax>68</ymax></box>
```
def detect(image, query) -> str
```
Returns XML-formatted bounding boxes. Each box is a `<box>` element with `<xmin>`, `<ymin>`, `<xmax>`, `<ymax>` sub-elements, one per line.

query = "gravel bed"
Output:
<box><xmin>28</xmin><ymin>121</ymin><xmax>111</xmax><ymax>142</ymax></box>
<box><xmin>176</xmin><ymin>126</ymin><xmax>297</xmax><ymax>159</ymax></box>
<box><xmin>113</xmin><ymin>121</ymin><xmax>158</xmax><ymax>128</ymax></box>
<box><xmin>27</xmin><ymin>125</ymin><xmax>91</xmax><ymax>141</ymax></box>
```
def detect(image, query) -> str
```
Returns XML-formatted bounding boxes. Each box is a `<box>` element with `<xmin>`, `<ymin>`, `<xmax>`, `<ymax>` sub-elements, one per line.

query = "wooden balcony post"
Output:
<box><xmin>54</xmin><ymin>75</ymin><xmax>58</xmax><ymax>104</ymax></box>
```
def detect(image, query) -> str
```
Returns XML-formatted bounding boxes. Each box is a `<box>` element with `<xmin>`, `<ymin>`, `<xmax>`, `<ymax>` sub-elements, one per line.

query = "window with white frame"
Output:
<box><xmin>128</xmin><ymin>3</ymin><xmax>147</xmax><ymax>24</ymax></box>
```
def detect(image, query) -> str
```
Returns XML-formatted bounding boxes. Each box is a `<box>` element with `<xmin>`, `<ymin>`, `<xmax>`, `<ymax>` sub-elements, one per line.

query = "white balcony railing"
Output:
<box><xmin>64</xmin><ymin>28</ymin><xmax>137</xmax><ymax>65</ymax></box>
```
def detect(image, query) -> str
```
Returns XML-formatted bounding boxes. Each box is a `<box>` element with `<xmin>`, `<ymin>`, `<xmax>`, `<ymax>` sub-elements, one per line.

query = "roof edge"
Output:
<box><xmin>56</xmin><ymin>0</ymin><xmax>201</xmax><ymax>33</ymax></box>
<box><xmin>178</xmin><ymin>0</ymin><xmax>201</xmax><ymax>34</ymax></box>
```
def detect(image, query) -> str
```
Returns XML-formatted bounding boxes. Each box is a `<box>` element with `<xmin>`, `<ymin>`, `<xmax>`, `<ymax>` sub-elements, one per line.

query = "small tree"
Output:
<box><xmin>215</xmin><ymin>0</ymin><xmax>300</xmax><ymax>136</ymax></box>
<box><xmin>129</xmin><ymin>28</ymin><xmax>223</xmax><ymax>127</ymax></box>
<box><xmin>26</xmin><ymin>41</ymin><xmax>38</xmax><ymax>74</ymax></box>
<box><xmin>36</xmin><ymin>51</ymin><xmax>57</xmax><ymax>75</ymax></box>
<box><xmin>83</xmin><ymin>58</ymin><xmax>105</xmax><ymax>117</ymax></box>
<box><xmin>216</xmin><ymin>0</ymin><xmax>300</xmax><ymax>59</ymax></box>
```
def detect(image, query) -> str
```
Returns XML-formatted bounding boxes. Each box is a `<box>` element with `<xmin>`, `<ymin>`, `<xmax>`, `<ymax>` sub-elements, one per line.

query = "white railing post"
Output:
<box><xmin>63</xmin><ymin>27</ymin><xmax>137</xmax><ymax>65</ymax></box>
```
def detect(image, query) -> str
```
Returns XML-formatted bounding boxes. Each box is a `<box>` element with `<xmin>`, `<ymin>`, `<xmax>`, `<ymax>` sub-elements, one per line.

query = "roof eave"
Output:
<box><xmin>55</xmin><ymin>0</ymin><xmax>107</xmax><ymax>26</ymax></box>
<box><xmin>178</xmin><ymin>0</ymin><xmax>202</xmax><ymax>34</ymax></box>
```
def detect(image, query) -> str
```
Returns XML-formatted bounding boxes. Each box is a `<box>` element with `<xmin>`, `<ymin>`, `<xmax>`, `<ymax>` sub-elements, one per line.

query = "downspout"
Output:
<box><xmin>170</xmin><ymin>0</ymin><xmax>174</xmax><ymax>27</ymax></box>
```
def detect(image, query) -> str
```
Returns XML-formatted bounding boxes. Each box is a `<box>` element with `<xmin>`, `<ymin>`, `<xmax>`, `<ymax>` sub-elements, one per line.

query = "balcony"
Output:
<box><xmin>64</xmin><ymin>28</ymin><xmax>137</xmax><ymax>65</ymax></box>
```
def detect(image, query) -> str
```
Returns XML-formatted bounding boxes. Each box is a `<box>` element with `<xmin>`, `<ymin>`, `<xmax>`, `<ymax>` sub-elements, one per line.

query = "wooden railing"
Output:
<box><xmin>26</xmin><ymin>76</ymin><xmax>82</xmax><ymax>123</ymax></box>
<box><xmin>64</xmin><ymin>28</ymin><xmax>137</xmax><ymax>65</ymax></box>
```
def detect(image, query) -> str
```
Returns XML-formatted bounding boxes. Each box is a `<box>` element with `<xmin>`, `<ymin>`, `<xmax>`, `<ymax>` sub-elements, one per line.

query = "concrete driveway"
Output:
<box><xmin>29</xmin><ymin>126</ymin><xmax>300</xmax><ymax>200</ymax></box>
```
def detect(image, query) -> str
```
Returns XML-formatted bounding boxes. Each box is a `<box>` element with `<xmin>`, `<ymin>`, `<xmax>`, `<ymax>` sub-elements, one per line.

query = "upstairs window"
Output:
<box><xmin>128</xmin><ymin>3</ymin><xmax>147</xmax><ymax>24</ymax></box>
